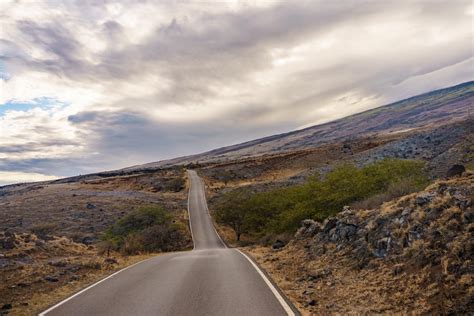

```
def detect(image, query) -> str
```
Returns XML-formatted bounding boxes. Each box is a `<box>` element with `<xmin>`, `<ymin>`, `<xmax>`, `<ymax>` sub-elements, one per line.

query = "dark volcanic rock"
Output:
<box><xmin>81</xmin><ymin>236</ymin><xmax>95</xmax><ymax>245</ymax></box>
<box><xmin>44</xmin><ymin>275</ymin><xmax>59</xmax><ymax>282</ymax></box>
<box><xmin>1</xmin><ymin>304</ymin><xmax>12</xmax><ymax>311</ymax></box>
<box><xmin>446</xmin><ymin>164</ymin><xmax>465</xmax><ymax>178</ymax></box>
<box><xmin>322</xmin><ymin>218</ymin><xmax>338</xmax><ymax>233</ymax></box>
<box><xmin>272</xmin><ymin>239</ymin><xmax>286</xmax><ymax>250</ymax></box>
<box><xmin>0</xmin><ymin>233</ymin><xmax>16</xmax><ymax>250</ymax></box>
<box><xmin>86</xmin><ymin>203</ymin><xmax>96</xmax><ymax>209</ymax></box>
<box><xmin>415</xmin><ymin>193</ymin><xmax>433</xmax><ymax>206</ymax></box>
<box><xmin>296</xmin><ymin>219</ymin><xmax>321</xmax><ymax>239</ymax></box>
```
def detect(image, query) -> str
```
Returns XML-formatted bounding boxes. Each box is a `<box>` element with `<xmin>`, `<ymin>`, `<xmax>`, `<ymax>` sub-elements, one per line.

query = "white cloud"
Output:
<box><xmin>0</xmin><ymin>0</ymin><xmax>473</xmax><ymax>184</ymax></box>
<box><xmin>0</xmin><ymin>171</ymin><xmax>59</xmax><ymax>186</ymax></box>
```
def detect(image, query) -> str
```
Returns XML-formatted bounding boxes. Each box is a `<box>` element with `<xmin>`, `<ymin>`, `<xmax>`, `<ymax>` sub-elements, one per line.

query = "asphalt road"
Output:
<box><xmin>41</xmin><ymin>170</ymin><xmax>296</xmax><ymax>316</ymax></box>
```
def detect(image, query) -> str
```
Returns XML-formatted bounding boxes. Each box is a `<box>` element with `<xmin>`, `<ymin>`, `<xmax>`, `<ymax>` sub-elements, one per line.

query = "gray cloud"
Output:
<box><xmin>0</xmin><ymin>0</ymin><xmax>473</xmax><ymax>183</ymax></box>
<box><xmin>0</xmin><ymin>140</ymin><xmax>79</xmax><ymax>154</ymax></box>
<box><xmin>68</xmin><ymin>110</ymin><xmax>293</xmax><ymax>165</ymax></box>
<box><xmin>0</xmin><ymin>157</ymin><xmax>84</xmax><ymax>176</ymax></box>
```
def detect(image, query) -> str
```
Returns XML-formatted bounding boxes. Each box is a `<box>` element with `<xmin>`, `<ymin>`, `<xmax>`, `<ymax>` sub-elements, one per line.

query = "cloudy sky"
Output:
<box><xmin>0</xmin><ymin>0</ymin><xmax>473</xmax><ymax>185</ymax></box>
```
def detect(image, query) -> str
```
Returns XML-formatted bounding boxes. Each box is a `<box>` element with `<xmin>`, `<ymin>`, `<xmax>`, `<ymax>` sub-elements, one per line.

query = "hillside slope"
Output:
<box><xmin>247</xmin><ymin>174</ymin><xmax>473</xmax><ymax>315</ymax></box>
<box><xmin>131</xmin><ymin>81</ymin><xmax>473</xmax><ymax>169</ymax></box>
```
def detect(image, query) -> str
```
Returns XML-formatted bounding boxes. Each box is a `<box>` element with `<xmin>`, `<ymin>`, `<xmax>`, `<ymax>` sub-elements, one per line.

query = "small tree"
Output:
<box><xmin>97</xmin><ymin>240</ymin><xmax>114</xmax><ymax>257</ymax></box>
<box><xmin>214</xmin><ymin>188</ymin><xmax>251</xmax><ymax>241</ymax></box>
<box><xmin>220</xmin><ymin>170</ymin><xmax>235</xmax><ymax>185</ymax></box>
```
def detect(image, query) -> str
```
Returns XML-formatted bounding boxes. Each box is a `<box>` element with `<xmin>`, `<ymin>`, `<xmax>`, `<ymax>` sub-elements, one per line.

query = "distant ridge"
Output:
<box><xmin>125</xmin><ymin>81</ymin><xmax>473</xmax><ymax>170</ymax></box>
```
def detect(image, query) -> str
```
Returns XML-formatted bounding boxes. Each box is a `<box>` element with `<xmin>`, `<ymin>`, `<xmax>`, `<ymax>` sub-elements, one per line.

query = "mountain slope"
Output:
<box><xmin>131</xmin><ymin>81</ymin><xmax>473</xmax><ymax>169</ymax></box>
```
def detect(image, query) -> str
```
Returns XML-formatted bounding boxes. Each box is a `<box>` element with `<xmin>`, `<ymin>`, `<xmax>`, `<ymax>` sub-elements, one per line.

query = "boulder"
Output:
<box><xmin>446</xmin><ymin>164</ymin><xmax>465</xmax><ymax>178</ymax></box>
<box><xmin>81</xmin><ymin>236</ymin><xmax>95</xmax><ymax>245</ymax></box>
<box><xmin>0</xmin><ymin>236</ymin><xmax>16</xmax><ymax>250</ymax></box>
<box><xmin>272</xmin><ymin>239</ymin><xmax>285</xmax><ymax>250</ymax></box>
<box><xmin>415</xmin><ymin>193</ymin><xmax>433</xmax><ymax>206</ymax></box>
<box><xmin>308</xmin><ymin>299</ymin><xmax>317</xmax><ymax>306</ymax></box>
<box><xmin>86</xmin><ymin>203</ymin><xmax>96</xmax><ymax>209</ymax></box>
<box><xmin>44</xmin><ymin>275</ymin><xmax>59</xmax><ymax>282</ymax></box>
<box><xmin>322</xmin><ymin>218</ymin><xmax>338</xmax><ymax>233</ymax></box>
<box><xmin>295</xmin><ymin>219</ymin><xmax>321</xmax><ymax>239</ymax></box>
<box><xmin>372</xmin><ymin>237</ymin><xmax>391</xmax><ymax>258</ymax></box>
<box><xmin>1</xmin><ymin>304</ymin><xmax>12</xmax><ymax>310</ymax></box>
<box><xmin>341</xmin><ymin>144</ymin><xmax>352</xmax><ymax>154</ymax></box>
<box><xmin>338</xmin><ymin>223</ymin><xmax>357</xmax><ymax>241</ymax></box>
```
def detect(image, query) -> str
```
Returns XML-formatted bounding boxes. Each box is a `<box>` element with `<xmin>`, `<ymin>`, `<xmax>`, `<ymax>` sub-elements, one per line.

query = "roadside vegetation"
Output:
<box><xmin>213</xmin><ymin>159</ymin><xmax>428</xmax><ymax>242</ymax></box>
<box><xmin>100</xmin><ymin>205</ymin><xmax>190</xmax><ymax>254</ymax></box>
<box><xmin>153</xmin><ymin>177</ymin><xmax>186</xmax><ymax>192</ymax></box>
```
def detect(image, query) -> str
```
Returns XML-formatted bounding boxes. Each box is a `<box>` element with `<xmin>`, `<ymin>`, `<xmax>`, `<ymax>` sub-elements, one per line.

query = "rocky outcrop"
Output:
<box><xmin>280</xmin><ymin>174</ymin><xmax>473</xmax><ymax>314</ymax></box>
<box><xmin>295</xmin><ymin>219</ymin><xmax>321</xmax><ymax>239</ymax></box>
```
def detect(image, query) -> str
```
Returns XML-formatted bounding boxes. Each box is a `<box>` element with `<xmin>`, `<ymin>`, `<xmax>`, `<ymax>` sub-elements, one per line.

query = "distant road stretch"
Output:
<box><xmin>41</xmin><ymin>170</ymin><xmax>297</xmax><ymax>316</ymax></box>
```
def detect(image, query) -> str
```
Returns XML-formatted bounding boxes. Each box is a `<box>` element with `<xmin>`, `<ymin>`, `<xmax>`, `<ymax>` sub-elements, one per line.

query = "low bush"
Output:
<box><xmin>213</xmin><ymin>159</ymin><xmax>428</xmax><ymax>241</ymax></box>
<box><xmin>153</xmin><ymin>177</ymin><xmax>185</xmax><ymax>192</ymax></box>
<box><xmin>101</xmin><ymin>205</ymin><xmax>188</xmax><ymax>254</ymax></box>
<box><xmin>163</xmin><ymin>177</ymin><xmax>185</xmax><ymax>192</ymax></box>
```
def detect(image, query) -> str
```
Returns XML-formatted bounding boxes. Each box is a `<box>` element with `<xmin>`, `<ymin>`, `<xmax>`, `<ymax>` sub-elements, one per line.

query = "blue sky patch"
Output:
<box><xmin>0</xmin><ymin>97</ymin><xmax>69</xmax><ymax>116</ymax></box>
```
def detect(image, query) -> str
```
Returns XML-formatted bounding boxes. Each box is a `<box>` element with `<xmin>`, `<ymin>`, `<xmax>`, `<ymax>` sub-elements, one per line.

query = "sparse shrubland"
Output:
<box><xmin>249</xmin><ymin>173</ymin><xmax>473</xmax><ymax>315</ymax></box>
<box><xmin>0</xmin><ymin>169</ymin><xmax>191</xmax><ymax>314</ymax></box>
<box><xmin>213</xmin><ymin>159</ymin><xmax>427</xmax><ymax>241</ymax></box>
<box><xmin>164</xmin><ymin>177</ymin><xmax>185</xmax><ymax>192</ymax></box>
<box><xmin>152</xmin><ymin>177</ymin><xmax>186</xmax><ymax>192</ymax></box>
<box><xmin>101</xmin><ymin>205</ymin><xmax>190</xmax><ymax>254</ymax></box>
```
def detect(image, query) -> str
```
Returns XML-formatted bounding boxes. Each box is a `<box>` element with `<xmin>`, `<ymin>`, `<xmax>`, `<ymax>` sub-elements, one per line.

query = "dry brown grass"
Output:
<box><xmin>18</xmin><ymin>254</ymin><xmax>156</xmax><ymax>316</ymax></box>
<box><xmin>247</xmin><ymin>244</ymin><xmax>438</xmax><ymax>315</ymax></box>
<box><xmin>0</xmin><ymin>231</ymin><xmax>158</xmax><ymax>316</ymax></box>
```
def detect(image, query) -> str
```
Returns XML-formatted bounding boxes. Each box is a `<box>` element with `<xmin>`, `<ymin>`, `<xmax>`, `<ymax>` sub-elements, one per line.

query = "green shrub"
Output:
<box><xmin>101</xmin><ymin>205</ymin><xmax>188</xmax><ymax>254</ymax></box>
<box><xmin>351</xmin><ymin>177</ymin><xmax>424</xmax><ymax>210</ymax></box>
<box><xmin>213</xmin><ymin>159</ymin><xmax>428</xmax><ymax>240</ymax></box>
<box><xmin>163</xmin><ymin>177</ymin><xmax>185</xmax><ymax>192</ymax></box>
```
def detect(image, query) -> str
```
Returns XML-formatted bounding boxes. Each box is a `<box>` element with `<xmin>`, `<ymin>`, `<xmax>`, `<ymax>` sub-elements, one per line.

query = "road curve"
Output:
<box><xmin>41</xmin><ymin>170</ymin><xmax>296</xmax><ymax>316</ymax></box>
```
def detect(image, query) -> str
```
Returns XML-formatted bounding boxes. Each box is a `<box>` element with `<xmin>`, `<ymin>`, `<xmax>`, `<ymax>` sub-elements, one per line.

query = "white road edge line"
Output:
<box><xmin>235</xmin><ymin>249</ymin><xmax>296</xmax><ymax>316</ymax></box>
<box><xmin>39</xmin><ymin>257</ymin><xmax>152</xmax><ymax>315</ymax></box>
